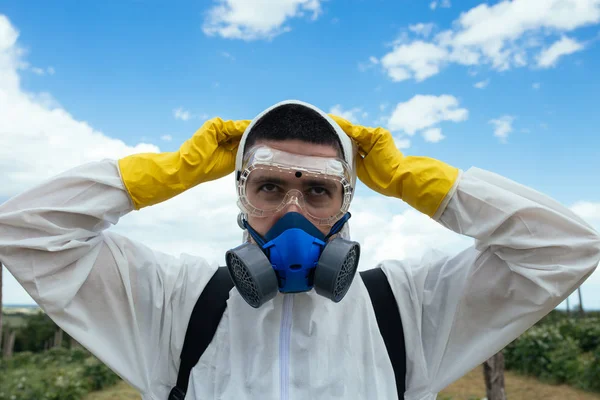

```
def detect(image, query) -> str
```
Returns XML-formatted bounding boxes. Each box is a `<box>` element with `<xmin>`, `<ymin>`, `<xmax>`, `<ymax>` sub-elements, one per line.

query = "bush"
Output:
<box><xmin>0</xmin><ymin>348</ymin><xmax>120</xmax><ymax>400</ymax></box>
<box><xmin>504</xmin><ymin>316</ymin><xmax>600</xmax><ymax>392</ymax></box>
<box><xmin>504</xmin><ymin>325</ymin><xmax>582</xmax><ymax>385</ymax></box>
<box><xmin>556</xmin><ymin>318</ymin><xmax>600</xmax><ymax>353</ymax></box>
<box><xmin>578</xmin><ymin>347</ymin><xmax>600</xmax><ymax>392</ymax></box>
<box><xmin>540</xmin><ymin>336</ymin><xmax>582</xmax><ymax>384</ymax></box>
<box><xmin>82</xmin><ymin>357</ymin><xmax>119</xmax><ymax>391</ymax></box>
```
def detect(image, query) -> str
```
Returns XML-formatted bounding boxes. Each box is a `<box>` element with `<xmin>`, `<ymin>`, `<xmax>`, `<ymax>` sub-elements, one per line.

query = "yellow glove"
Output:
<box><xmin>329</xmin><ymin>115</ymin><xmax>459</xmax><ymax>219</ymax></box>
<box><xmin>118</xmin><ymin>117</ymin><xmax>251</xmax><ymax>210</ymax></box>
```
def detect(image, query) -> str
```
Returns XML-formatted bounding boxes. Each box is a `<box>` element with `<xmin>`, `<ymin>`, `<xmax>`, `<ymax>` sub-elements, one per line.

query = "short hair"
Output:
<box><xmin>244</xmin><ymin>104</ymin><xmax>345</xmax><ymax>159</ymax></box>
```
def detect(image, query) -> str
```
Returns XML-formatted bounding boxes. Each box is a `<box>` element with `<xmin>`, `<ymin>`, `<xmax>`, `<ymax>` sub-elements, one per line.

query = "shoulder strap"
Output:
<box><xmin>168</xmin><ymin>267</ymin><xmax>234</xmax><ymax>400</ymax></box>
<box><xmin>360</xmin><ymin>267</ymin><xmax>407</xmax><ymax>398</ymax></box>
<box><xmin>169</xmin><ymin>266</ymin><xmax>406</xmax><ymax>400</ymax></box>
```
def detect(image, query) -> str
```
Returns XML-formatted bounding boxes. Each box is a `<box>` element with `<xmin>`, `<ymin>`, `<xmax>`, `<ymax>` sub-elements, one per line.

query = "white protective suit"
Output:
<box><xmin>1</xmin><ymin>106</ymin><xmax>600</xmax><ymax>400</ymax></box>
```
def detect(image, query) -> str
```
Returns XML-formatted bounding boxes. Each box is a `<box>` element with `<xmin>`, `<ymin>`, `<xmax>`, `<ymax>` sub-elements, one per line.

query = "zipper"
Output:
<box><xmin>279</xmin><ymin>294</ymin><xmax>293</xmax><ymax>400</ymax></box>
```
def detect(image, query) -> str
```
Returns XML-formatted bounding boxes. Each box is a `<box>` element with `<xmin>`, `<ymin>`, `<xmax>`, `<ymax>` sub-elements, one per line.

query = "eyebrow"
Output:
<box><xmin>249</xmin><ymin>176</ymin><xmax>286</xmax><ymax>185</ymax></box>
<box><xmin>303</xmin><ymin>179</ymin><xmax>338</xmax><ymax>190</ymax></box>
<box><xmin>249</xmin><ymin>176</ymin><xmax>338</xmax><ymax>190</ymax></box>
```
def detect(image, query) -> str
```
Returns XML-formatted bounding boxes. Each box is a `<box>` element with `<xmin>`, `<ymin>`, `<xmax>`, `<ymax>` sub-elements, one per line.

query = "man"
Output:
<box><xmin>1</xmin><ymin>100</ymin><xmax>599</xmax><ymax>400</ymax></box>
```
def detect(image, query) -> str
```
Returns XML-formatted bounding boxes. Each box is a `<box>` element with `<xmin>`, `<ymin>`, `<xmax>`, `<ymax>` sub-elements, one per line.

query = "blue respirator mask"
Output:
<box><xmin>227</xmin><ymin>144</ymin><xmax>360</xmax><ymax>308</ymax></box>
<box><xmin>225</xmin><ymin>212</ymin><xmax>360</xmax><ymax>308</ymax></box>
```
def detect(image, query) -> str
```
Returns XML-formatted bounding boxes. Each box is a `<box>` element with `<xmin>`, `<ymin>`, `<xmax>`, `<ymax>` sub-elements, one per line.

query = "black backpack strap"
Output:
<box><xmin>168</xmin><ymin>266</ymin><xmax>405</xmax><ymax>399</ymax></box>
<box><xmin>168</xmin><ymin>267</ymin><xmax>234</xmax><ymax>400</ymax></box>
<box><xmin>360</xmin><ymin>267</ymin><xmax>406</xmax><ymax>398</ymax></box>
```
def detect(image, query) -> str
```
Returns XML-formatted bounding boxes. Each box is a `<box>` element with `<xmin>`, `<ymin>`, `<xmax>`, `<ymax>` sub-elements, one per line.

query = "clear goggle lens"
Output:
<box><xmin>237</xmin><ymin>146</ymin><xmax>353</xmax><ymax>226</ymax></box>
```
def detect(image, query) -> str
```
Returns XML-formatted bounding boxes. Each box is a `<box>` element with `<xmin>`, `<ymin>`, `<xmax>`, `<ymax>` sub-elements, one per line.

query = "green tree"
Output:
<box><xmin>14</xmin><ymin>312</ymin><xmax>59</xmax><ymax>353</ymax></box>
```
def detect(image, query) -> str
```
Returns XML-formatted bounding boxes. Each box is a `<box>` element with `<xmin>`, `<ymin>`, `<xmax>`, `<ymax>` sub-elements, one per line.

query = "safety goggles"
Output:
<box><xmin>237</xmin><ymin>145</ymin><xmax>353</xmax><ymax>226</ymax></box>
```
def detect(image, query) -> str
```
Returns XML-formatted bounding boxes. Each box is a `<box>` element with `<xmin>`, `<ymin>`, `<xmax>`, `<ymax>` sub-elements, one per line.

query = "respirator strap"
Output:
<box><xmin>242</xmin><ymin>218</ymin><xmax>267</xmax><ymax>248</ymax></box>
<box><xmin>325</xmin><ymin>212</ymin><xmax>351</xmax><ymax>241</ymax></box>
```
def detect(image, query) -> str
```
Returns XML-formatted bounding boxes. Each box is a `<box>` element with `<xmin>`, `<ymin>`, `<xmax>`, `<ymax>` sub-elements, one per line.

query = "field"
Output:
<box><xmin>3</xmin><ymin>309</ymin><xmax>600</xmax><ymax>399</ymax></box>
<box><xmin>83</xmin><ymin>365</ymin><xmax>600</xmax><ymax>400</ymax></box>
<box><xmin>440</xmin><ymin>365</ymin><xmax>600</xmax><ymax>400</ymax></box>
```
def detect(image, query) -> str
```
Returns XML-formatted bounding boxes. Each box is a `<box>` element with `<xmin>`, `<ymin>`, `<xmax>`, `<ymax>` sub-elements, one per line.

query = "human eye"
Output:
<box><xmin>259</xmin><ymin>183</ymin><xmax>279</xmax><ymax>193</ymax></box>
<box><xmin>308</xmin><ymin>186</ymin><xmax>331</xmax><ymax>197</ymax></box>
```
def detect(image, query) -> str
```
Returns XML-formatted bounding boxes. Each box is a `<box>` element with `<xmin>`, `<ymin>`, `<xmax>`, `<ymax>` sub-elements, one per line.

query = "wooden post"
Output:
<box><xmin>566</xmin><ymin>296</ymin><xmax>570</xmax><ymax>315</ymax></box>
<box><xmin>54</xmin><ymin>328</ymin><xmax>63</xmax><ymax>348</ymax></box>
<box><xmin>3</xmin><ymin>330</ymin><xmax>16</xmax><ymax>359</ymax></box>
<box><xmin>578</xmin><ymin>287</ymin><xmax>584</xmax><ymax>316</ymax></box>
<box><xmin>483</xmin><ymin>352</ymin><xmax>507</xmax><ymax>400</ymax></box>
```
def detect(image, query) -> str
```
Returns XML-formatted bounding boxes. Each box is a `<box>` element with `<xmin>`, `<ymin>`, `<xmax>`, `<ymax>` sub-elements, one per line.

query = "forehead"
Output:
<box><xmin>247</xmin><ymin>169</ymin><xmax>339</xmax><ymax>186</ymax></box>
<box><xmin>256</xmin><ymin>139</ymin><xmax>340</xmax><ymax>158</ymax></box>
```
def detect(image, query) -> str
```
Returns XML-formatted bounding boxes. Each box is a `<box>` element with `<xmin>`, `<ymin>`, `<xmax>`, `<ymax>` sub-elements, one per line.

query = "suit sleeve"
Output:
<box><xmin>0</xmin><ymin>159</ymin><xmax>217</xmax><ymax>396</ymax></box>
<box><xmin>381</xmin><ymin>167</ymin><xmax>600</xmax><ymax>398</ymax></box>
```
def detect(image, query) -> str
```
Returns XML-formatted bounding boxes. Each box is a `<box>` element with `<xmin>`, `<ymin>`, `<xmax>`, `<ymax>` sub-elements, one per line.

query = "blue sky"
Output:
<box><xmin>1</xmin><ymin>0</ymin><xmax>600</xmax><ymax>309</ymax></box>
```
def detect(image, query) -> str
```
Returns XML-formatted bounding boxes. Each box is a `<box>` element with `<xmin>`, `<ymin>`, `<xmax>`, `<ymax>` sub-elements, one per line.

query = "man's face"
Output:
<box><xmin>246</xmin><ymin>139</ymin><xmax>342</xmax><ymax>238</ymax></box>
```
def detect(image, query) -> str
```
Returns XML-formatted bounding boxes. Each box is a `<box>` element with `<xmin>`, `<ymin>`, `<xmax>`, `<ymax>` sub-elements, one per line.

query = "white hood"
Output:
<box><xmin>235</xmin><ymin>99</ymin><xmax>358</xmax><ymax>240</ymax></box>
<box><xmin>235</xmin><ymin>99</ymin><xmax>358</xmax><ymax>189</ymax></box>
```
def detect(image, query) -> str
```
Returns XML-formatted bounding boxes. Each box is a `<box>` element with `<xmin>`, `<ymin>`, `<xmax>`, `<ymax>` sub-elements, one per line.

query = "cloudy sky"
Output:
<box><xmin>1</xmin><ymin>0</ymin><xmax>600</xmax><ymax>310</ymax></box>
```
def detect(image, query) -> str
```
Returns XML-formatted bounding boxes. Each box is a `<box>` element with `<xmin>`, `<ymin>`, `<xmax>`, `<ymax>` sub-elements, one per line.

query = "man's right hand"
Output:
<box><xmin>118</xmin><ymin>117</ymin><xmax>250</xmax><ymax>209</ymax></box>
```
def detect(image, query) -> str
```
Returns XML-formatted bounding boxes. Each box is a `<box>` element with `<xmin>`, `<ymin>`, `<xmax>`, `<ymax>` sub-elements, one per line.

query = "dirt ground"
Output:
<box><xmin>85</xmin><ymin>365</ymin><xmax>600</xmax><ymax>400</ymax></box>
<box><xmin>439</xmin><ymin>365</ymin><xmax>600</xmax><ymax>400</ymax></box>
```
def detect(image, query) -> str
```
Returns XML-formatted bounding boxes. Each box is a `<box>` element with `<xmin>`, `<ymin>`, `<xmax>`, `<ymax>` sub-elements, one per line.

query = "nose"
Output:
<box><xmin>278</xmin><ymin>194</ymin><xmax>307</xmax><ymax>217</ymax></box>
<box><xmin>282</xmin><ymin>201</ymin><xmax>304</xmax><ymax>215</ymax></box>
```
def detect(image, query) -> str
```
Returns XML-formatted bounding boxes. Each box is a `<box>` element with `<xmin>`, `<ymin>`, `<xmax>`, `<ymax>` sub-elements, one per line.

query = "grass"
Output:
<box><xmin>439</xmin><ymin>365</ymin><xmax>600</xmax><ymax>400</ymax></box>
<box><xmin>84</xmin><ymin>381</ymin><xmax>140</xmax><ymax>400</ymax></box>
<box><xmin>86</xmin><ymin>365</ymin><xmax>600</xmax><ymax>400</ymax></box>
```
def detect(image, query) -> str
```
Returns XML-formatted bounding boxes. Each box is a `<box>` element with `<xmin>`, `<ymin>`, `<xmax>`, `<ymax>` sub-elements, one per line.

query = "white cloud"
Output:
<box><xmin>409</xmin><ymin>23</ymin><xmax>436</xmax><ymax>37</ymax></box>
<box><xmin>394</xmin><ymin>138</ymin><xmax>411</xmax><ymax>149</ymax></box>
<box><xmin>28</xmin><ymin>65</ymin><xmax>54</xmax><ymax>76</ymax></box>
<box><xmin>388</xmin><ymin>94</ymin><xmax>468</xmax><ymax>135</ymax></box>
<box><xmin>358</xmin><ymin>56</ymin><xmax>379</xmax><ymax>72</ymax></box>
<box><xmin>0</xmin><ymin>14</ymin><xmax>243</xmax><ymax>304</ymax></box>
<box><xmin>350</xmin><ymin>197</ymin><xmax>472</xmax><ymax>272</ymax></box>
<box><xmin>329</xmin><ymin>104</ymin><xmax>364</xmax><ymax>123</ymax></box>
<box><xmin>27</xmin><ymin>91</ymin><xmax>62</xmax><ymax>109</ymax></box>
<box><xmin>0</xmin><ymin>17</ymin><xmax>159</xmax><ymax>199</ymax></box>
<box><xmin>474</xmin><ymin>79</ymin><xmax>489</xmax><ymax>89</ymax></box>
<box><xmin>571</xmin><ymin>201</ymin><xmax>600</xmax><ymax>221</ymax></box>
<box><xmin>532</xmin><ymin>82</ymin><xmax>541</xmax><ymax>89</ymax></box>
<box><xmin>489</xmin><ymin>115</ymin><xmax>515</xmax><ymax>143</ymax></box>
<box><xmin>380</xmin><ymin>40</ymin><xmax>449</xmax><ymax>82</ymax></box>
<box><xmin>380</xmin><ymin>0</ymin><xmax>600</xmax><ymax>82</ymax></box>
<box><xmin>173</xmin><ymin>107</ymin><xmax>192</xmax><ymax>121</ymax></box>
<box><xmin>422</xmin><ymin>127</ymin><xmax>445</xmax><ymax>143</ymax></box>
<box><xmin>202</xmin><ymin>0</ymin><xmax>323</xmax><ymax>41</ymax></box>
<box><xmin>430</xmin><ymin>0</ymin><xmax>451</xmax><ymax>11</ymax></box>
<box><xmin>537</xmin><ymin>36</ymin><xmax>585</xmax><ymax>67</ymax></box>
<box><xmin>161</xmin><ymin>134</ymin><xmax>173</xmax><ymax>141</ymax></box>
